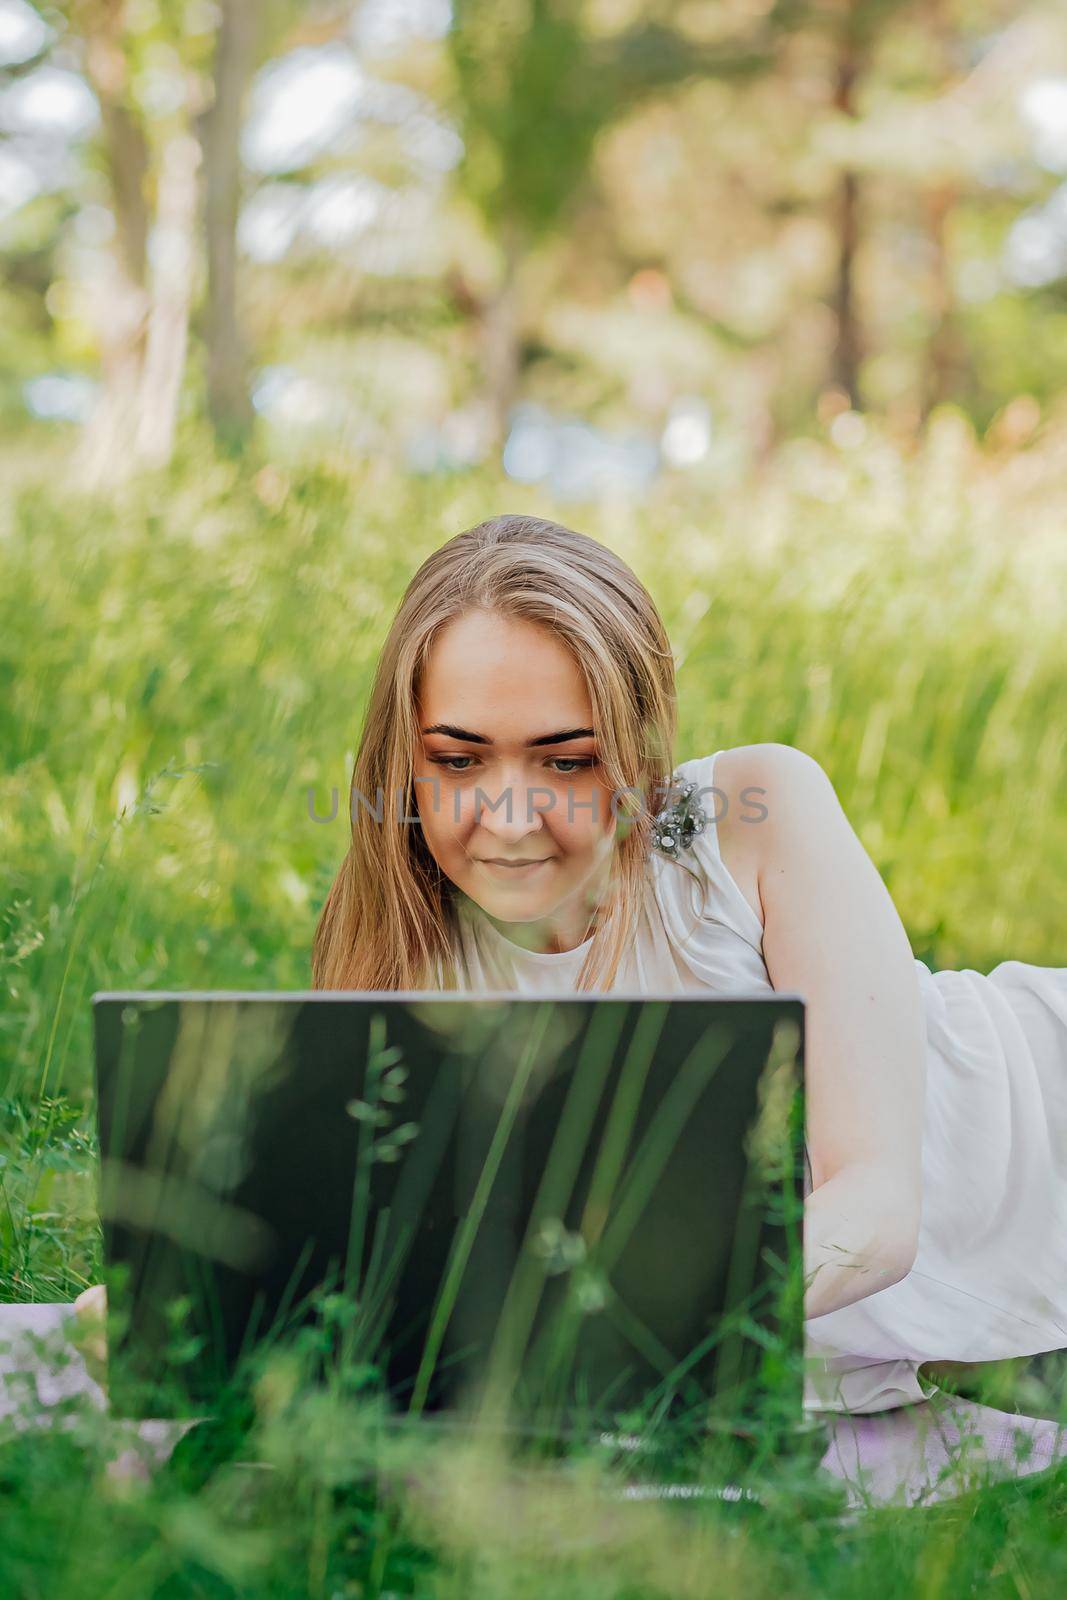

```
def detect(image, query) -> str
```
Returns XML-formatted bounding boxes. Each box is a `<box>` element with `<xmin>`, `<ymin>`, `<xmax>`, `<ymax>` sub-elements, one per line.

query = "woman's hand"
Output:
<box><xmin>72</xmin><ymin>1283</ymin><xmax>109</xmax><ymax>1396</ymax></box>
<box><xmin>804</xmin><ymin>1162</ymin><xmax>919</xmax><ymax>1321</ymax></box>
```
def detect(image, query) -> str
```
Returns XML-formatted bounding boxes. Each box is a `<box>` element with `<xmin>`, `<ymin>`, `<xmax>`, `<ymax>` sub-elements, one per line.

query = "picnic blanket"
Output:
<box><xmin>2</xmin><ymin>1303</ymin><xmax>1065</xmax><ymax>1511</ymax></box>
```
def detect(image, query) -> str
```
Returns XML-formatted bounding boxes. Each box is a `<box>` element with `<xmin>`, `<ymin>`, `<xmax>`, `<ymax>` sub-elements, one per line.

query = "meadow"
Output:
<box><xmin>2</xmin><ymin>413</ymin><xmax>1067</xmax><ymax>1595</ymax></box>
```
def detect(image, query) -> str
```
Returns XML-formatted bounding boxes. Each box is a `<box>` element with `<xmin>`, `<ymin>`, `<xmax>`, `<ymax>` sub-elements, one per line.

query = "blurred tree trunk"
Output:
<box><xmin>830</xmin><ymin>37</ymin><xmax>862</xmax><ymax>409</ymax></box>
<box><xmin>922</xmin><ymin>179</ymin><xmax>961</xmax><ymax>415</ymax></box>
<box><xmin>135</xmin><ymin>131</ymin><xmax>202</xmax><ymax>466</ymax></box>
<box><xmin>921</xmin><ymin>0</ymin><xmax>962</xmax><ymax>417</ymax></box>
<box><xmin>200</xmin><ymin>0</ymin><xmax>258</xmax><ymax>451</ymax></box>
<box><xmin>76</xmin><ymin>0</ymin><xmax>151</xmax><ymax>483</ymax></box>
<box><xmin>76</xmin><ymin>0</ymin><xmax>204</xmax><ymax>479</ymax></box>
<box><xmin>481</xmin><ymin>219</ymin><xmax>524</xmax><ymax>451</ymax></box>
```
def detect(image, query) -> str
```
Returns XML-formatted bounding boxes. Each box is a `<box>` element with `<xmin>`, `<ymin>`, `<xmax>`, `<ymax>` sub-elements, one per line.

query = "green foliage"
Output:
<box><xmin>447</xmin><ymin>0</ymin><xmax>777</xmax><ymax>243</ymax></box>
<box><xmin>449</xmin><ymin>0</ymin><xmax>604</xmax><ymax>238</ymax></box>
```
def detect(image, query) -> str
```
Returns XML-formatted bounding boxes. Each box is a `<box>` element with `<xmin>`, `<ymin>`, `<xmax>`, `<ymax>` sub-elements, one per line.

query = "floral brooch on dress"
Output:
<box><xmin>650</xmin><ymin>773</ymin><xmax>708</xmax><ymax>858</ymax></box>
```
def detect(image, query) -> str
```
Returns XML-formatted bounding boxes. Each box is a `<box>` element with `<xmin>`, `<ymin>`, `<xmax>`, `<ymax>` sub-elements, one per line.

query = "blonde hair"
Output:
<box><xmin>311</xmin><ymin>514</ymin><xmax>678</xmax><ymax>992</ymax></box>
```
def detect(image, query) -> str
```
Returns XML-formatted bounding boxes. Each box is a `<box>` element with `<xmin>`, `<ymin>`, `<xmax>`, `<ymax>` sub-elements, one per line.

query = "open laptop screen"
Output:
<box><xmin>92</xmin><ymin>991</ymin><xmax>806</xmax><ymax>1449</ymax></box>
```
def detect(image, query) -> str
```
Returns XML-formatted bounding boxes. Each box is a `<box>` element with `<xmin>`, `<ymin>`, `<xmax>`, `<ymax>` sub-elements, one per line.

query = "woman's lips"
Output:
<box><xmin>476</xmin><ymin>857</ymin><xmax>554</xmax><ymax>876</ymax></box>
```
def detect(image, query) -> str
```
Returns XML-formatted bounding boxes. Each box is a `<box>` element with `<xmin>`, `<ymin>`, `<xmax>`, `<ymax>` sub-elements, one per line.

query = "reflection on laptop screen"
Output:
<box><xmin>92</xmin><ymin>990</ymin><xmax>806</xmax><ymax>1464</ymax></box>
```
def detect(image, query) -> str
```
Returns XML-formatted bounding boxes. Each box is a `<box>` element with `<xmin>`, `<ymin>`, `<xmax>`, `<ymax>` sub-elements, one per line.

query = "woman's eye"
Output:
<box><xmin>548</xmin><ymin>757</ymin><xmax>593</xmax><ymax>774</ymax></box>
<box><xmin>429</xmin><ymin>754</ymin><xmax>593</xmax><ymax>775</ymax></box>
<box><xmin>432</xmin><ymin>755</ymin><xmax>478</xmax><ymax>773</ymax></box>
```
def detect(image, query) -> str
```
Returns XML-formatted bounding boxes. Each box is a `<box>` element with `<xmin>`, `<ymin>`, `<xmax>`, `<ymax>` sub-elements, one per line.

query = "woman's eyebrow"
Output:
<box><xmin>420</xmin><ymin>723</ymin><xmax>595</xmax><ymax>747</ymax></box>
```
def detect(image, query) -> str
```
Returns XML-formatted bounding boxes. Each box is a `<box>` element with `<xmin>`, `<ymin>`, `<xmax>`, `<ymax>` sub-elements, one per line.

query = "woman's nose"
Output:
<box><xmin>474</xmin><ymin>774</ymin><xmax>548</xmax><ymax>838</ymax></box>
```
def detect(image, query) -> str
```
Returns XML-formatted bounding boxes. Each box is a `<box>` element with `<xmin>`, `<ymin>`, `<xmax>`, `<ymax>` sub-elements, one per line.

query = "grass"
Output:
<box><xmin>2</xmin><ymin>410</ymin><xmax>1067</xmax><ymax>1593</ymax></box>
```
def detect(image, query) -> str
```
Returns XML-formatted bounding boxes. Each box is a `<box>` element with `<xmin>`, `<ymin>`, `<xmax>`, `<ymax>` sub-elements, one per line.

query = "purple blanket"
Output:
<box><xmin>2</xmin><ymin>1303</ymin><xmax>1064</xmax><ymax>1509</ymax></box>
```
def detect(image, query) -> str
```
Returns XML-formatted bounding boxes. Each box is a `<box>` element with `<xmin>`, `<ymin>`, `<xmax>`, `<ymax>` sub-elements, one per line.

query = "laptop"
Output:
<box><xmin>91</xmin><ymin>990</ymin><xmax>808</xmax><ymax>1485</ymax></box>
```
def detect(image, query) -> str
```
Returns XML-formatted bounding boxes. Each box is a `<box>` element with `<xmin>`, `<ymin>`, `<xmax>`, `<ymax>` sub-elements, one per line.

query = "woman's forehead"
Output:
<box><xmin>418</xmin><ymin>613</ymin><xmax>592</xmax><ymax>719</ymax></box>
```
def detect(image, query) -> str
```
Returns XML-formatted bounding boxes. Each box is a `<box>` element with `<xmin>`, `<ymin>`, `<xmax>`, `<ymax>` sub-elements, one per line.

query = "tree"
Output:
<box><xmin>807</xmin><ymin>0</ymin><xmax>1048</xmax><ymax>419</ymax></box>
<box><xmin>29</xmin><ymin>0</ymin><xmax>284</xmax><ymax>477</ymax></box>
<box><xmin>72</xmin><ymin>0</ymin><xmax>152</xmax><ymax>479</ymax></box>
<box><xmin>446</xmin><ymin>0</ymin><xmax>780</xmax><ymax>446</ymax></box>
<box><xmin>199</xmin><ymin>0</ymin><xmax>259</xmax><ymax>450</ymax></box>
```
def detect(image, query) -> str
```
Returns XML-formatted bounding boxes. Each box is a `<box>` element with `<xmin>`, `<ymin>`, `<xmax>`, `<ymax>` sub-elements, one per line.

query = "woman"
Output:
<box><xmin>311</xmin><ymin>512</ymin><xmax>1067</xmax><ymax>1414</ymax></box>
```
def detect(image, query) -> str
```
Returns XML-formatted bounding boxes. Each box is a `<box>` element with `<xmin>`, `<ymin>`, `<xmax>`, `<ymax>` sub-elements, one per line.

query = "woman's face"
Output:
<box><xmin>413</xmin><ymin>609</ymin><xmax>619</xmax><ymax>949</ymax></box>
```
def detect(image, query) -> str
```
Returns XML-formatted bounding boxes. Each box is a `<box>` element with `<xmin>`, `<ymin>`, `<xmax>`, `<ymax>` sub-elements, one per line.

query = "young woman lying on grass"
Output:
<box><xmin>78</xmin><ymin>514</ymin><xmax>1067</xmax><ymax>1415</ymax></box>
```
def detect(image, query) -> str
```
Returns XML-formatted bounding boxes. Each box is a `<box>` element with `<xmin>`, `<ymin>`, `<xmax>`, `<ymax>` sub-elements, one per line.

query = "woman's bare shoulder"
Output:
<box><xmin>711</xmin><ymin>744</ymin><xmax>826</xmax><ymax>928</ymax></box>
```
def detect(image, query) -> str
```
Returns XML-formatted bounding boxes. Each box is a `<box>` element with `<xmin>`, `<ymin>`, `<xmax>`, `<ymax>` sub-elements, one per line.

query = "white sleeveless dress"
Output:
<box><xmin>447</xmin><ymin>750</ymin><xmax>1067</xmax><ymax>1413</ymax></box>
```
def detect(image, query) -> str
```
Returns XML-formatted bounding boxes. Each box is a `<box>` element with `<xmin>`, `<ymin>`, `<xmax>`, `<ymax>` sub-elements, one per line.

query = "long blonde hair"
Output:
<box><xmin>311</xmin><ymin>514</ymin><xmax>678</xmax><ymax>991</ymax></box>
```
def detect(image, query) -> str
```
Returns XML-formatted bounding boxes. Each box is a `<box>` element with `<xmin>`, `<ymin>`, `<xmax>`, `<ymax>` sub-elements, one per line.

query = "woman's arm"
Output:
<box><xmin>72</xmin><ymin>1282</ymin><xmax>109</xmax><ymax>1394</ymax></box>
<box><xmin>737</xmin><ymin>742</ymin><xmax>927</xmax><ymax>1322</ymax></box>
<box><xmin>802</xmin><ymin>1162</ymin><xmax>919</xmax><ymax>1319</ymax></box>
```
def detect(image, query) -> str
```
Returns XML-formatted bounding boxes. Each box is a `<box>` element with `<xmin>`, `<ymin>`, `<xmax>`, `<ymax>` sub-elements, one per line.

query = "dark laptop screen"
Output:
<box><xmin>92</xmin><ymin>992</ymin><xmax>806</xmax><ymax>1449</ymax></box>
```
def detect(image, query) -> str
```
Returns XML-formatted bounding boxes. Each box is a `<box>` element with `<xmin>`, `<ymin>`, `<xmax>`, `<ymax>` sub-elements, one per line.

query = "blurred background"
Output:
<box><xmin>5</xmin><ymin>0</ymin><xmax>1067</xmax><ymax>470</ymax></box>
<box><xmin>2</xmin><ymin>0</ymin><xmax>1066</xmax><ymax>1296</ymax></box>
